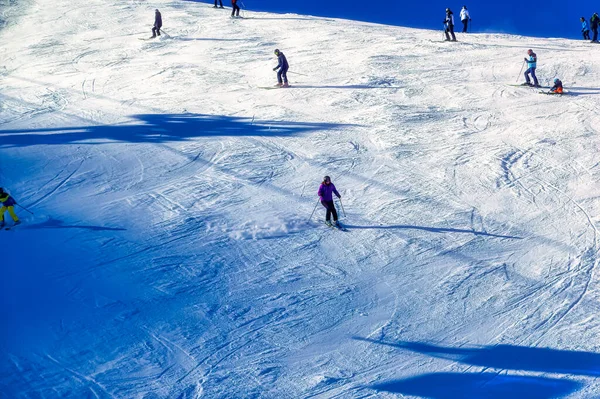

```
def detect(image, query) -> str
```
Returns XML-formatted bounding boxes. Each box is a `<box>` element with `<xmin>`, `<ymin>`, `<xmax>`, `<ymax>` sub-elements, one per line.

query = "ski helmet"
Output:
<box><xmin>554</xmin><ymin>78</ymin><xmax>559</xmax><ymax>83</ymax></box>
<box><xmin>274</xmin><ymin>49</ymin><xmax>280</xmax><ymax>55</ymax></box>
<box><xmin>323</xmin><ymin>176</ymin><xmax>331</xmax><ymax>182</ymax></box>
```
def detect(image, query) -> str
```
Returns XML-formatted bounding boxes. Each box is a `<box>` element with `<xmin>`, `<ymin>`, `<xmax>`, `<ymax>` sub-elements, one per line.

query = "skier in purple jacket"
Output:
<box><xmin>318</xmin><ymin>176</ymin><xmax>341</xmax><ymax>226</ymax></box>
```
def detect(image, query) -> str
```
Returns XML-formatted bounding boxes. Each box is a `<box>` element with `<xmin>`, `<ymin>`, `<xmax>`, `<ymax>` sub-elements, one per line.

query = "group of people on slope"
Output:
<box><xmin>581</xmin><ymin>13</ymin><xmax>600</xmax><ymax>42</ymax></box>
<box><xmin>213</xmin><ymin>0</ymin><xmax>241</xmax><ymax>17</ymax></box>
<box><xmin>444</xmin><ymin>5</ymin><xmax>472</xmax><ymax>41</ymax></box>
<box><xmin>521</xmin><ymin>49</ymin><xmax>563</xmax><ymax>94</ymax></box>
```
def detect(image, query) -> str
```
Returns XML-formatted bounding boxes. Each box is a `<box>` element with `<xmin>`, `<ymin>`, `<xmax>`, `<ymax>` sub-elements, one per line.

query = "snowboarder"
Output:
<box><xmin>273</xmin><ymin>49</ymin><xmax>289</xmax><ymax>87</ymax></box>
<box><xmin>581</xmin><ymin>17</ymin><xmax>591</xmax><ymax>40</ymax></box>
<box><xmin>214</xmin><ymin>0</ymin><xmax>224</xmax><ymax>8</ymax></box>
<box><xmin>231</xmin><ymin>0</ymin><xmax>240</xmax><ymax>17</ymax></box>
<box><xmin>460</xmin><ymin>6</ymin><xmax>471</xmax><ymax>33</ymax></box>
<box><xmin>151</xmin><ymin>9</ymin><xmax>162</xmax><ymax>38</ymax></box>
<box><xmin>0</xmin><ymin>188</ymin><xmax>20</xmax><ymax>228</ymax></box>
<box><xmin>548</xmin><ymin>78</ymin><xmax>563</xmax><ymax>94</ymax></box>
<box><xmin>522</xmin><ymin>49</ymin><xmax>539</xmax><ymax>87</ymax></box>
<box><xmin>318</xmin><ymin>176</ymin><xmax>341</xmax><ymax>227</ymax></box>
<box><xmin>444</xmin><ymin>8</ymin><xmax>457</xmax><ymax>41</ymax></box>
<box><xmin>591</xmin><ymin>13</ymin><xmax>599</xmax><ymax>43</ymax></box>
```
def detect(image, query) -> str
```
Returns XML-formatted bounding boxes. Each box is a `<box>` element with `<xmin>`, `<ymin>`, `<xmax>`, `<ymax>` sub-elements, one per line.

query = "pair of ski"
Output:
<box><xmin>323</xmin><ymin>221</ymin><xmax>347</xmax><ymax>231</ymax></box>
<box><xmin>3</xmin><ymin>222</ymin><xmax>21</xmax><ymax>231</ymax></box>
<box><xmin>507</xmin><ymin>83</ymin><xmax>562</xmax><ymax>95</ymax></box>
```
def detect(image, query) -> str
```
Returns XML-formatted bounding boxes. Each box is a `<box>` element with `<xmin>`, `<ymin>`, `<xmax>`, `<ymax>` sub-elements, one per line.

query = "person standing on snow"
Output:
<box><xmin>273</xmin><ymin>49</ymin><xmax>289</xmax><ymax>87</ymax></box>
<box><xmin>0</xmin><ymin>188</ymin><xmax>20</xmax><ymax>228</ymax></box>
<box><xmin>318</xmin><ymin>176</ymin><xmax>341</xmax><ymax>227</ymax></box>
<box><xmin>581</xmin><ymin>17</ymin><xmax>591</xmax><ymax>40</ymax></box>
<box><xmin>591</xmin><ymin>13</ymin><xmax>599</xmax><ymax>43</ymax></box>
<box><xmin>231</xmin><ymin>0</ymin><xmax>240</xmax><ymax>17</ymax></box>
<box><xmin>444</xmin><ymin>8</ymin><xmax>457</xmax><ymax>41</ymax></box>
<box><xmin>214</xmin><ymin>0</ymin><xmax>224</xmax><ymax>8</ymax></box>
<box><xmin>522</xmin><ymin>49</ymin><xmax>539</xmax><ymax>87</ymax></box>
<box><xmin>152</xmin><ymin>9</ymin><xmax>162</xmax><ymax>38</ymax></box>
<box><xmin>460</xmin><ymin>6</ymin><xmax>471</xmax><ymax>33</ymax></box>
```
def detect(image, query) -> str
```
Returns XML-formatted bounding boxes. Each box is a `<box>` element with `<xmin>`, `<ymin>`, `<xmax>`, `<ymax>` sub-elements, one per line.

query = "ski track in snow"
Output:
<box><xmin>3</xmin><ymin>0</ymin><xmax>600</xmax><ymax>397</ymax></box>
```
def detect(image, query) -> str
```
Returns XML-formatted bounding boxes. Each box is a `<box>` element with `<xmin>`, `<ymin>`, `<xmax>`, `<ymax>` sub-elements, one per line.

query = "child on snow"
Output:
<box><xmin>549</xmin><ymin>78</ymin><xmax>563</xmax><ymax>94</ymax></box>
<box><xmin>318</xmin><ymin>176</ymin><xmax>341</xmax><ymax>227</ymax></box>
<box><xmin>0</xmin><ymin>188</ymin><xmax>20</xmax><ymax>228</ymax></box>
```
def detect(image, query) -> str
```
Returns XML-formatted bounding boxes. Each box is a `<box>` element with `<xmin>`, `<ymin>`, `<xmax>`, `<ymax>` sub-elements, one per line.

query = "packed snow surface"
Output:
<box><xmin>2</xmin><ymin>0</ymin><xmax>600</xmax><ymax>398</ymax></box>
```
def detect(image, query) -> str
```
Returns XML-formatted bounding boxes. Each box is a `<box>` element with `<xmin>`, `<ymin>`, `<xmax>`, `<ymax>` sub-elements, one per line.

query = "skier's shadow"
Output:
<box><xmin>22</xmin><ymin>218</ymin><xmax>126</xmax><ymax>231</ymax></box>
<box><xmin>342</xmin><ymin>223</ymin><xmax>521</xmax><ymax>239</ymax></box>
<box><xmin>174</xmin><ymin>37</ymin><xmax>248</xmax><ymax>42</ymax></box>
<box><xmin>292</xmin><ymin>84</ymin><xmax>402</xmax><ymax>90</ymax></box>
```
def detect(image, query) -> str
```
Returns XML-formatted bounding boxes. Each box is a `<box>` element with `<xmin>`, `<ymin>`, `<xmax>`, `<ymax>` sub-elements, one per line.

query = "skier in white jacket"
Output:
<box><xmin>460</xmin><ymin>6</ymin><xmax>471</xmax><ymax>33</ymax></box>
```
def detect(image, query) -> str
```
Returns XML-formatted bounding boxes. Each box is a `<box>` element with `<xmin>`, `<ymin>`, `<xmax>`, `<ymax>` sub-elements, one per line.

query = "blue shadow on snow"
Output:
<box><xmin>0</xmin><ymin>113</ymin><xmax>351</xmax><ymax>147</ymax></box>
<box><xmin>343</xmin><ymin>224</ymin><xmax>521</xmax><ymax>239</ymax></box>
<box><xmin>21</xmin><ymin>218</ymin><xmax>126</xmax><ymax>232</ymax></box>
<box><xmin>371</xmin><ymin>372</ymin><xmax>582</xmax><ymax>399</ymax></box>
<box><xmin>356</xmin><ymin>338</ymin><xmax>600</xmax><ymax>376</ymax></box>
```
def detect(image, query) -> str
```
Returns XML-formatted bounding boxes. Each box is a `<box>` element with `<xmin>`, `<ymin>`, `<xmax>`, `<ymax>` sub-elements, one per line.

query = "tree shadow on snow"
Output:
<box><xmin>343</xmin><ymin>224</ymin><xmax>521</xmax><ymax>239</ymax></box>
<box><xmin>292</xmin><ymin>84</ymin><xmax>402</xmax><ymax>90</ymax></box>
<box><xmin>356</xmin><ymin>339</ymin><xmax>597</xmax><ymax>398</ymax></box>
<box><xmin>356</xmin><ymin>338</ymin><xmax>600</xmax><ymax>377</ymax></box>
<box><xmin>173</xmin><ymin>37</ymin><xmax>248</xmax><ymax>42</ymax></box>
<box><xmin>21</xmin><ymin>218</ymin><xmax>126</xmax><ymax>231</ymax></box>
<box><xmin>0</xmin><ymin>113</ymin><xmax>351</xmax><ymax>147</ymax></box>
<box><xmin>370</xmin><ymin>372</ymin><xmax>582</xmax><ymax>399</ymax></box>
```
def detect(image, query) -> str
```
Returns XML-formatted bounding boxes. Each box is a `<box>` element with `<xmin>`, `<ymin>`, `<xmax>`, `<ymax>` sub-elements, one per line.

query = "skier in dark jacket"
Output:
<box><xmin>0</xmin><ymin>188</ymin><xmax>20</xmax><ymax>227</ymax></box>
<box><xmin>581</xmin><ymin>17</ymin><xmax>591</xmax><ymax>40</ymax></box>
<box><xmin>152</xmin><ymin>9</ymin><xmax>162</xmax><ymax>38</ymax></box>
<box><xmin>317</xmin><ymin>176</ymin><xmax>341</xmax><ymax>227</ymax></box>
<box><xmin>444</xmin><ymin>8</ymin><xmax>457</xmax><ymax>41</ymax></box>
<box><xmin>273</xmin><ymin>49</ymin><xmax>289</xmax><ymax>87</ymax></box>
<box><xmin>591</xmin><ymin>13</ymin><xmax>599</xmax><ymax>43</ymax></box>
<box><xmin>231</xmin><ymin>0</ymin><xmax>240</xmax><ymax>17</ymax></box>
<box><xmin>548</xmin><ymin>78</ymin><xmax>563</xmax><ymax>94</ymax></box>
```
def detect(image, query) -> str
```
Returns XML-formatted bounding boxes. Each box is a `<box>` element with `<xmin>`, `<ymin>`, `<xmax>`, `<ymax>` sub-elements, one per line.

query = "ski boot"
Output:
<box><xmin>282</xmin><ymin>82</ymin><xmax>290</xmax><ymax>88</ymax></box>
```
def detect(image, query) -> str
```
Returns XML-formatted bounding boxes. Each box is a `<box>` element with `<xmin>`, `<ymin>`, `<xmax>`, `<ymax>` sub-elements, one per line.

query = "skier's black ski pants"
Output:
<box><xmin>321</xmin><ymin>200</ymin><xmax>338</xmax><ymax>222</ymax></box>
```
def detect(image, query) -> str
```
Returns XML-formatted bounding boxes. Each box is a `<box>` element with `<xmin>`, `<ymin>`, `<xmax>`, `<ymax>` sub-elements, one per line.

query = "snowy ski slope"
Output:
<box><xmin>2</xmin><ymin>0</ymin><xmax>600</xmax><ymax>397</ymax></box>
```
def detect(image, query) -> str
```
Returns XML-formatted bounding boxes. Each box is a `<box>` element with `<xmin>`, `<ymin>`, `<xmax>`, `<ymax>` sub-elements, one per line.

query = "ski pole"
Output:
<box><xmin>308</xmin><ymin>199</ymin><xmax>320</xmax><ymax>221</ymax></box>
<box><xmin>516</xmin><ymin>60</ymin><xmax>525</xmax><ymax>83</ymax></box>
<box><xmin>339</xmin><ymin>198</ymin><xmax>346</xmax><ymax>217</ymax></box>
<box><xmin>17</xmin><ymin>203</ymin><xmax>34</xmax><ymax>215</ymax></box>
<box><xmin>288</xmin><ymin>70</ymin><xmax>309</xmax><ymax>77</ymax></box>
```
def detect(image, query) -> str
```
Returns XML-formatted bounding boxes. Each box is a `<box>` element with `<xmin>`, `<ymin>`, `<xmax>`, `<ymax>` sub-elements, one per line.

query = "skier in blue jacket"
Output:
<box><xmin>522</xmin><ymin>49</ymin><xmax>539</xmax><ymax>87</ymax></box>
<box><xmin>581</xmin><ymin>17</ymin><xmax>591</xmax><ymax>40</ymax></box>
<box><xmin>273</xmin><ymin>49</ymin><xmax>289</xmax><ymax>87</ymax></box>
<box><xmin>0</xmin><ymin>187</ymin><xmax>20</xmax><ymax>228</ymax></box>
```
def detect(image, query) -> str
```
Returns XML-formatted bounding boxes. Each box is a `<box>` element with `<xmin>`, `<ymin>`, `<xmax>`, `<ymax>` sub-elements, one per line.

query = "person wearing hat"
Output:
<box><xmin>548</xmin><ymin>78</ymin><xmax>563</xmax><ymax>94</ymax></box>
<box><xmin>591</xmin><ymin>13</ymin><xmax>599</xmax><ymax>43</ymax></box>
<box><xmin>317</xmin><ymin>176</ymin><xmax>341</xmax><ymax>227</ymax></box>
<box><xmin>272</xmin><ymin>49</ymin><xmax>289</xmax><ymax>88</ymax></box>
<box><xmin>522</xmin><ymin>49</ymin><xmax>539</xmax><ymax>87</ymax></box>
<box><xmin>460</xmin><ymin>6</ymin><xmax>471</xmax><ymax>33</ymax></box>
<box><xmin>444</xmin><ymin>8</ymin><xmax>457</xmax><ymax>41</ymax></box>
<box><xmin>0</xmin><ymin>188</ymin><xmax>20</xmax><ymax>228</ymax></box>
<box><xmin>151</xmin><ymin>9</ymin><xmax>162</xmax><ymax>38</ymax></box>
<box><xmin>581</xmin><ymin>17</ymin><xmax>591</xmax><ymax>40</ymax></box>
